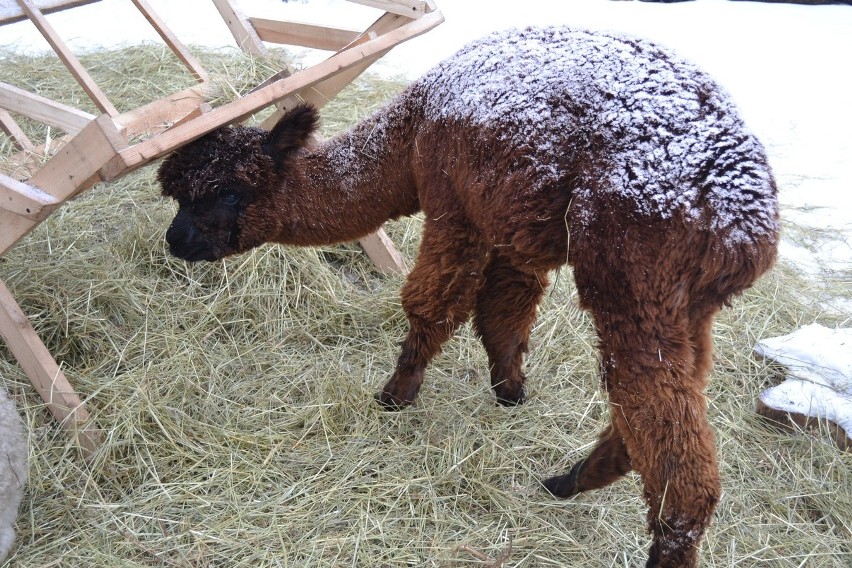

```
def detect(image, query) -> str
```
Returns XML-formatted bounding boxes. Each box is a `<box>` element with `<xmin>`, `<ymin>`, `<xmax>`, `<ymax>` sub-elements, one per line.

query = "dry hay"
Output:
<box><xmin>0</xmin><ymin>45</ymin><xmax>850</xmax><ymax>567</ymax></box>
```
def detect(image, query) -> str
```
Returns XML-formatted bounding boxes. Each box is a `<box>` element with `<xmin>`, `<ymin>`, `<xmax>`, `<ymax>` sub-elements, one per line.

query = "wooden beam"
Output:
<box><xmin>0</xmin><ymin>173</ymin><xmax>60</xmax><ymax>221</ymax></box>
<box><xmin>358</xmin><ymin>229</ymin><xmax>407</xmax><ymax>273</ymax></box>
<box><xmin>347</xmin><ymin>0</ymin><xmax>426</xmax><ymax>19</ymax></box>
<box><xmin>210</xmin><ymin>0</ymin><xmax>268</xmax><ymax>56</ymax></box>
<box><xmin>28</xmin><ymin>114</ymin><xmax>126</xmax><ymax>201</ymax></box>
<box><xmin>114</xmin><ymin>6</ymin><xmax>443</xmax><ymax>176</ymax></box>
<box><xmin>250</xmin><ymin>18</ymin><xmax>360</xmax><ymax>51</ymax></box>
<box><xmin>0</xmin><ymin>109</ymin><xmax>35</xmax><ymax>152</ymax></box>
<box><xmin>0</xmin><ymin>278</ymin><xmax>102</xmax><ymax>458</ymax></box>
<box><xmin>0</xmin><ymin>114</ymin><xmax>127</xmax><ymax>256</ymax></box>
<box><xmin>0</xmin><ymin>81</ymin><xmax>96</xmax><ymax>135</ymax></box>
<box><xmin>129</xmin><ymin>0</ymin><xmax>209</xmax><ymax>83</ymax></box>
<box><xmin>113</xmin><ymin>82</ymin><xmax>212</xmax><ymax>140</ymax></box>
<box><xmin>297</xmin><ymin>24</ymin><xmax>388</xmax><ymax>109</ymax></box>
<box><xmin>15</xmin><ymin>0</ymin><xmax>119</xmax><ymax>117</ymax></box>
<box><xmin>0</xmin><ymin>0</ymin><xmax>99</xmax><ymax>25</ymax></box>
<box><xmin>171</xmin><ymin>102</ymin><xmax>212</xmax><ymax>127</ymax></box>
<box><xmin>0</xmin><ymin>136</ymin><xmax>68</xmax><ymax>181</ymax></box>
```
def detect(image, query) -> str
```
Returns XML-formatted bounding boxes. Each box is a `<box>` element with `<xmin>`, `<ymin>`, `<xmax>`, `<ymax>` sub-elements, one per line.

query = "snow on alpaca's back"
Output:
<box><xmin>0</xmin><ymin>385</ymin><xmax>26</xmax><ymax>562</ymax></box>
<box><xmin>413</xmin><ymin>26</ymin><xmax>779</xmax><ymax>246</ymax></box>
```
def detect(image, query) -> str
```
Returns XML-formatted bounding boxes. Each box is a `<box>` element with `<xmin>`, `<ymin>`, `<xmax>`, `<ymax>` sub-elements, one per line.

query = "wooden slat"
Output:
<box><xmin>347</xmin><ymin>0</ymin><xmax>426</xmax><ymax>18</ymax></box>
<box><xmin>0</xmin><ymin>173</ymin><xmax>60</xmax><ymax>221</ymax></box>
<box><xmin>1</xmin><ymin>136</ymin><xmax>67</xmax><ymax>181</ymax></box>
<box><xmin>171</xmin><ymin>102</ymin><xmax>212</xmax><ymax>127</ymax></box>
<box><xmin>250</xmin><ymin>18</ymin><xmax>360</xmax><ymax>51</ymax></box>
<box><xmin>359</xmin><ymin>228</ymin><xmax>407</xmax><ymax>273</ymax></box>
<box><xmin>297</xmin><ymin>23</ymin><xmax>389</xmax><ymax>109</ymax></box>
<box><xmin>129</xmin><ymin>0</ymin><xmax>209</xmax><ymax>82</ymax></box>
<box><xmin>113</xmin><ymin>6</ymin><xmax>444</xmax><ymax>177</ymax></box>
<box><xmin>113</xmin><ymin>83</ymin><xmax>212</xmax><ymax>140</ymax></box>
<box><xmin>15</xmin><ymin>0</ymin><xmax>119</xmax><ymax>117</ymax></box>
<box><xmin>0</xmin><ymin>108</ymin><xmax>35</xmax><ymax>152</ymax></box>
<box><xmin>0</xmin><ymin>278</ymin><xmax>102</xmax><ymax>457</ymax></box>
<box><xmin>211</xmin><ymin>0</ymin><xmax>267</xmax><ymax>56</ymax></box>
<box><xmin>0</xmin><ymin>114</ymin><xmax>126</xmax><ymax>255</ymax></box>
<box><xmin>0</xmin><ymin>81</ymin><xmax>96</xmax><ymax>135</ymax></box>
<box><xmin>28</xmin><ymin>114</ymin><xmax>126</xmax><ymax>201</ymax></box>
<box><xmin>257</xmin><ymin>12</ymin><xmax>400</xmax><ymax>127</ymax></box>
<box><xmin>0</xmin><ymin>0</ymin><xmax>98</xmax><ymax>25</ymax></box>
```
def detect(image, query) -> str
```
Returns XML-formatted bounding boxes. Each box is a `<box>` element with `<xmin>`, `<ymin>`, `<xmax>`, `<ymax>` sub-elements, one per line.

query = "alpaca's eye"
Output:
<box><xmin>221</xmin><ymin>192</ymin><xmax>240</xmax><ymax>206</ymax></box>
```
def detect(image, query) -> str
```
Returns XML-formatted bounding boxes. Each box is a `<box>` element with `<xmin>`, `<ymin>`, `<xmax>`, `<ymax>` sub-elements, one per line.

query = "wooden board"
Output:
<box><xmin>0</xmin><ymin>173</ymin><xmax>60</xmax><ymax>221</ymax></box>
<box><xmin>348</xmin><ymin>0</ymin><xmax>427</xmax><ymax>18</ymax></box>
<box><xmin>0</xmin><ymin>81</ymin><xmax>96</xmax><ymax>135</ymax></box>
<box><xmin>0</xmin><ymin>278</ymin><xmax>102</xmax><ymax>457</ymax></box>
<box><xmin>16</xmin><ymin>0</ymin><xmax>119</xmax><ymax>116</ymax></box>
<box><xmin>250</xmin><ymin>18</ymin><xmax>361</xmax><ymax>51</ymax></box>
<box><xmin>211</xmin><ymin>0</ymin><xmax>267</xmax><ymax>56</ymax></box>
<box><xmin>0</xmin><ymin>0</ymin><xmax>98</xmax><ymax>24</ymax></box>
<box><xmin>130</xmin><ymin>0</ymin><xmax>209</xmax><ymax>82</ymax></box>
<box><xmin>0</xmin><ymin>108</ymin><xmax>34</xmax><ymax>151</ymax></box>
<box><xmin>757</xmin><ymin>398</ymin><xmax>851</xmax><ymax>452</ymax></box>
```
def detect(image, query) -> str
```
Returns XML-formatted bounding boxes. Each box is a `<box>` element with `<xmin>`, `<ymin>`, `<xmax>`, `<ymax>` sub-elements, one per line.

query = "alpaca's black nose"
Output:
<box><xmin>165</xmin><ymin>217</ymin><xmax>193</xmax><ymax>251</ymax></box>
<box><xmin>165</xmin><ymin>214</ymin><xmax>217</xmax><ymax>262</ymax></box>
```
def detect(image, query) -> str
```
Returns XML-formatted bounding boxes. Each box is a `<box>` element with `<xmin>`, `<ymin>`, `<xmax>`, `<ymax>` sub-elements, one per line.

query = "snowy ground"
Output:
<box><xmin>1</xmin><ymin>0</ymin><xmax>850</xmax><ymax>436</ymax></box>
<box><xmin>756</xmin><ymin>324</ymin><xmax>851</xmax><ymax>447</ymax></box>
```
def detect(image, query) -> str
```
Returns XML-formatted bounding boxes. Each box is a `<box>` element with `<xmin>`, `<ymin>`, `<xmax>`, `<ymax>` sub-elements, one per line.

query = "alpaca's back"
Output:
<box><xmin>410</xmin><ymin>26</ymin><xmax>779</xmax><ymax>271</ymax></box>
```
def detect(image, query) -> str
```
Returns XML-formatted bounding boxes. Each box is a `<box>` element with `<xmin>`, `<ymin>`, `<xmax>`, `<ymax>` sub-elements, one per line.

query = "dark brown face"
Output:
<box><xmin>165</xmin><ymin>187</ymin><xmax>252</xmax><ymax>262</ymax></box>
<box><xmin>158</xmin><ymin>104</ymin><xmax>319</xmax><ymax>262</ymax></box>
<box><xmin>158</xmin><ymin>124</ymin><xmax>273</xmax><ymax>262</ymax></box>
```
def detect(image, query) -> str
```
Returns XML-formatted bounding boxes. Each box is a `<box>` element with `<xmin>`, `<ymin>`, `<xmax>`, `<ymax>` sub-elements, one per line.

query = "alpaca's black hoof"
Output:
<box><xmin>542</xmin><ymin>462</ymin><xmax>582</xmax><ymax>498</ymax></box>
<box><xmin>373</xmin><ymin>391</ymin><xmax>411</xmax><ymax>411</ymax></box>
<box><xmin>495</xmin><ymin>387</ymin><xmax>525</xmax><ymax>407</ymax></box>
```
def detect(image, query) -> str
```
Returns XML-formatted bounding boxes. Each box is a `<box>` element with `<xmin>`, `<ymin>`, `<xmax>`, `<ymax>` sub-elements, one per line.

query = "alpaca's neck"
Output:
<box><xmin>275</xmin><ymin>101</ymin><xmax>421</xmax><ymax>246</ymax></box>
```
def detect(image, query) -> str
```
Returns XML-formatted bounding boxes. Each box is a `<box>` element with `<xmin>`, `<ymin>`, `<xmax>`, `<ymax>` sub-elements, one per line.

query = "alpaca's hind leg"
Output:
<box><xmin>376</xmin><ymin>218</ymin><xmax>487</xmax><ymax>409</ymax></box>
<box><xmin>603</xmin><ymin>321</ymin><xmax>720</xmax><ymax>568</ymax></box>
<box><xmin>543</xmin><ymin>302</ymin><xmax>718</xmax><ymax>499</ymax></box>
<box><xmin>542</xmin><ymin>423</ymin><xmax>633</xmax><ymax>497</ymax></box>
<box><xmin>473</xmin><ymin>255</ymin><xmax>547</xmax><ymax>405</ymax></box>
<box><xmin>689</xmin><ymin>303</ymin><xmax>721</xmax><ymax>381</ymax></box>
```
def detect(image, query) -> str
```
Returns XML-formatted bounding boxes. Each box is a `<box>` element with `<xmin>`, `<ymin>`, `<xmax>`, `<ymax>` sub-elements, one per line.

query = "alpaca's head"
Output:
<box><xmin>157</xmin><ymin>104</ymin><xmax>320</xmax><ymax>261</ymax></box>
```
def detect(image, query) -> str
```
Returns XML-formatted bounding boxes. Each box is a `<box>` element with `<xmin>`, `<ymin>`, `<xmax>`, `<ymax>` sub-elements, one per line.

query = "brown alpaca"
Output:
<box><xmin>158</xmin><ymin>26</ymin><xmax>779</xmax><ymax>567</ymax></box>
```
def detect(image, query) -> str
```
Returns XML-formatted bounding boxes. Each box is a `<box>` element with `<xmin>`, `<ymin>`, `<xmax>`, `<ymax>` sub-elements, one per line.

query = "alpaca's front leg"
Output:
<box><xmin>474</xmin><ymin>255</ymin><xmax>548</xmax><ymax>406</ymax></box>
<box><xmin>376</xmin><ymin>217</ymin><xmax>487</xmax><ymax>409</ymax></box>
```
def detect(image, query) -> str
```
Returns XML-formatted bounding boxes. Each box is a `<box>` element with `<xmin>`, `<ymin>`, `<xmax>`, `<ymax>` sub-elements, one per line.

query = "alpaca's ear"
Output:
<box><xmin>265</xmin><ymin>104</ymin><xmax>320</xmax><ymax>166</ymax></box>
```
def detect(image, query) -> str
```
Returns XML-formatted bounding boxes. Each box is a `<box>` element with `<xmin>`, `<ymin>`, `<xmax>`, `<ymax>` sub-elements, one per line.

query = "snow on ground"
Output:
<box><xmin>1</xmin><ymin>1</ymin><xmax>850</xmax><ymax>439</ymax></box>
<box><xmin>756</xmin><ymin>324</ymin><xmax>852</xmax><ymax>446</ymax></box>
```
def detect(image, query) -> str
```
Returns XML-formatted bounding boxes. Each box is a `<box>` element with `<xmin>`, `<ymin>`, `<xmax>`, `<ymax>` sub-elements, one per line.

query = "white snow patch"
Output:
<box><xmin>755</xmin><ymin>324</ymin><xmax>852</xmax><ymax>443</ymax></box>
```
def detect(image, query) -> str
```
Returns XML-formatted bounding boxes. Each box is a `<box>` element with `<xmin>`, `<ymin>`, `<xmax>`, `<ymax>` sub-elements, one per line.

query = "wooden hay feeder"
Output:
<box><xmin>0</xmin><ymin>0</ymin><xmax>443</xmax><ymax>457</ymax></box>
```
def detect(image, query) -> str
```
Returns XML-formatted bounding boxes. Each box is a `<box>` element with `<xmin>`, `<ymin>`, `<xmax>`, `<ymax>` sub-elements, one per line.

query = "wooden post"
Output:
<box><xmin>211</xmin><ymin>0</ymin><xmax>269</xmax><ymax>56</ymax></box>
<box><xmin>0</xmin><ymin>279</ymin><xmax>102</xmax><ymax>458</ymax></box>
<box><xmin>0</xmin><ymin>114</ymin><xmax>127</xmax><ymax>258</ymax></box>
<box><xmin>130</xmin><ymin>0</ymin><xmax>210</xmax><ymax>82</ymax></box>
<box><xmin>16</xmin><ymin>0</ymin><xmax>120</xmax><ymax>117</ymax></box>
